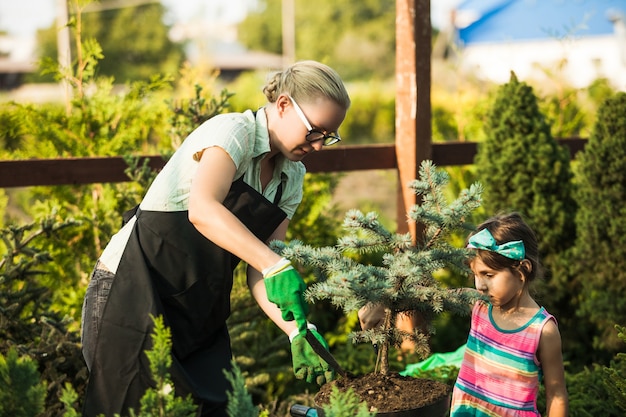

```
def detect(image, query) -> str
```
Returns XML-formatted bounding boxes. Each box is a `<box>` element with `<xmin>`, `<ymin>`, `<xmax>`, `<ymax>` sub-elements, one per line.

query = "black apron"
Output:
<box><xmin>83</xmin><ymin>177</ymin><xmax>287</xmax><ymax>417</ymax></box>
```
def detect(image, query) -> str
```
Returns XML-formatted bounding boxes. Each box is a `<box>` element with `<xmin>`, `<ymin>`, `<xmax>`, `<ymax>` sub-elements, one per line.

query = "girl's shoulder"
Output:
<box><xmin>473</xmin><ymin>299</ymin><xmax>489</xmax><ymax>314</ymax></box>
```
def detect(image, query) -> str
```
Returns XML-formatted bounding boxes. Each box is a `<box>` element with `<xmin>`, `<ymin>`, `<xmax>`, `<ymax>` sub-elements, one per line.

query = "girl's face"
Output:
<box><xmin>272</xmin><ymin>94</ymin><xmax>347</xmax><ymax>161</ymax></box>
<box><xmin>470</xmin><ymin>257</ymin><xmax>526</xmax><ymax>310</ymax></box>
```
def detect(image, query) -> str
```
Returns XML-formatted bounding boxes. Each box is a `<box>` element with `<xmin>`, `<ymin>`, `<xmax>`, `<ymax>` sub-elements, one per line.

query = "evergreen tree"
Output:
<box><xmin>273</xmin><ymin>161</ymin><xmax>483</xmax><ymax>374</ymax></box>
<box><xmin>137</xmin><ymin>315</ymin><xmax>198</xmax><ymax>417</ymax></box>
<box><xmin>0</xmin><ymin>214</ymin><xmax>86</xmax><ymax>416</ymax></box>
<box><xmin>603</xmin><ymin>325</ymin><xmax>626</xmax><ymax>413</ymax></box>
<box><xmin>224</xmin><ymin>359</ymin><xmax>262</xmax><ymax>417</ymax></box>
<box><xmin>574</xmin><ymin>92</ymin><xmax>626</xmax><ymax>352</ymax></box>
<box><xmin>0</xmin><ymin>348</ymin><xmax>46</xmax><ymax>417</ymax></box>
<box><xmin>474</xmin><ymin>73</ymin><xmax>579</xmax><ymax>360</ymax></box>
<box><xmin>474</xmin><ymin>72</ymin><xmax>575</xmax><ymax>260</ymax></box>
<box><xmin>321</xmin><ymin>386</ymin><xmax>375</xmax><ymax>417</ymax></box>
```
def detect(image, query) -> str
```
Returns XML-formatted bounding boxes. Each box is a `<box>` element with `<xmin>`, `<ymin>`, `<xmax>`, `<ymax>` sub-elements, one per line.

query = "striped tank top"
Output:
<box><xmin>450</xmin><ymin>301</ymin><xmax>556</xmax><ymax>416</ymax></box>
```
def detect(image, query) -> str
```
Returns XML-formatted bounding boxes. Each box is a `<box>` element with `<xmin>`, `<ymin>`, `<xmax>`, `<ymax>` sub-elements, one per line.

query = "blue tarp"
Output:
<box><xmin>400</xmin><ymin>344</ymin><xmax>466</xmax><ymax>377</ymax></box>
<box><xmin>456</xmin><ymin>0</ymin><xmax>626</xmax><ymax>45</ymax></box>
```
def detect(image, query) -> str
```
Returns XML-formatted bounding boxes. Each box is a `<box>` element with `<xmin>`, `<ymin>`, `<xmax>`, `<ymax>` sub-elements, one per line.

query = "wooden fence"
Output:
<box><xmin>0</xmin><ymin>139</ymin><xmax>586</xmax><ymax>188</ymax></box>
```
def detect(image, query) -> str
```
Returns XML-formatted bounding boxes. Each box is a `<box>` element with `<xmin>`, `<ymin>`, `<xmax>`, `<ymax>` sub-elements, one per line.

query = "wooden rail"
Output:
<box><xmin>0</xmin><ymin>139</ymin><xmax>587</xmax><ymax>188</ymax></box>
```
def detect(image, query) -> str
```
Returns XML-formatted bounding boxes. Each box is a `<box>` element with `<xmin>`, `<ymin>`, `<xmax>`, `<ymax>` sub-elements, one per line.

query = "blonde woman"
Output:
<box><xmin>81</xmin><ymin>60</ymin><xmax>351</xmax><ymax>417</ymax></box>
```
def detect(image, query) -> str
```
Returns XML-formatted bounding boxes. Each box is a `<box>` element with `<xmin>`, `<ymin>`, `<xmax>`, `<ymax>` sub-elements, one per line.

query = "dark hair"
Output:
<box><xmin>467</xmin><ymin>212</ymin><xmax>543</xmax><ymax>282</ymax></box>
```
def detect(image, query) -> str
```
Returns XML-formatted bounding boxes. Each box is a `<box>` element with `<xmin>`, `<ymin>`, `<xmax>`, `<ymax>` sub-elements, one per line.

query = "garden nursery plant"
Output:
<box><xmin>274</xmin><ymin>160</ymin><xmax>483</xmax><ymax>416</ymax></box>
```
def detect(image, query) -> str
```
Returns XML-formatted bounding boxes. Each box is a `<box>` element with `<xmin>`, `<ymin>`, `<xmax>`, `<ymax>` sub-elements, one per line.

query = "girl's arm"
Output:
<box><xmin>538</xmin><ymin>319</ymin><xmax>569</xmax><ymax>417</ymax></box>
<box><xmin>188</xmin><ymin>146</ymin><xmax>283</xmax><ymax>273</ymax></box>
<box><xmin>358</xmin><ymin>303</ymin><xmax>386</xmax><ymax>330</ymax></box>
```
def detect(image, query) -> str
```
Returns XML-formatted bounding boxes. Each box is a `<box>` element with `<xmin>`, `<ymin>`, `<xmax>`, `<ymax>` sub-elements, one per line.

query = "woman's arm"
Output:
<box><xmin>538</xmin><ymin>319</ymin><xmax>569</xmax><ymax>417</ymax></box>
<box><xmin>247</xmin><ymin>219</ymin><xmax>299</xmax><ymax>336</ymax></box>
<box><xmin>188</xmin><ymin>146</ymin><xmax>283</xmax><ymax>273</ymax></box>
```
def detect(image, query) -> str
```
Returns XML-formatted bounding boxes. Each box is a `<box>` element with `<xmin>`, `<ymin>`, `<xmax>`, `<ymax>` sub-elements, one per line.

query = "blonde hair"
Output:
<box><xmin>262</xmin><ymin>60</ymin><xmax>351</xmax><ymax>109</ymax></box>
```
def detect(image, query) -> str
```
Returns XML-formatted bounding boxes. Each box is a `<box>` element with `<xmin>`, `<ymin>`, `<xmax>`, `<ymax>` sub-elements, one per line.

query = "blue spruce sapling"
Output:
<box><xmin>274</xmin><ymin>160</ymin><xmax>483</xmax><ymax>375</ymax></box>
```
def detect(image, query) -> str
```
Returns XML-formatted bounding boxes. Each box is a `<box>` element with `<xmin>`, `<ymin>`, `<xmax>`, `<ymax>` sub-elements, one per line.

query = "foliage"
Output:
<box><xmin>1</xmin><ymin>6</ymin><xmax>234</xmax><ymax>325</ymax></box>
<box><xmin>474</xmin><ymin>71</ymin><xmax>576</xmax><ymax>259</ymax></box>
<box><xmin>573</xmin><ymin>92</ymin><xmax>626</xmax><ymax>352</ymax></box>
<box><xmin>60</xmin><ymin>382</ymin><xmax>80</xmax><ymax>417</ymax></box>
<box><xmin>59</xmin><ymin>316</ymin><xmax>198</xmax><ymax>417</ymax></box>
<box><xmin>547</xmin><ymin>325</ymin><xmax>626</xmax><ymax>417</ymax></box>
<box><xmin>168</xmin><ymin>83</ymin><xmax>235</xmax><ymax>150</ymax></box>
<box><xmin>321</xmin><ymin>386</ymin><xmax>376</xmax><ymax>417</ymax></box>
<box><xmin>0</xmin><ymin>348</ymin><xmax>46</xmax><ymax>417</ymax></box>
<box><xmin>603</xmin><ymin>325</ymin><xmax>626</xmax><ymax>413</ymax></box>
<box><xmin>539</xmin><ymin>85</ymin><xmax>587</xmax><ymax>139</ymax></box>
<box><xmin>274</xmin><ymin>161</ymin><xmax>483</xmax><ymax>375</ymax></box>
<box><xmin>473</xmin><ymin>72</ymin><xmax>581</xmax><ymax>363</ymax></box>
<box><xmin>0</xmin><ymin>103</ymin><xmax>30</xmax><ymax>153</ymax></box>
<box><xmin>0</xmin><ymin>211</ymin><xmax>79</xmax><ymax>323</ymax></box>
<box><xmin>0</xmin><ymin>213</ymin><xmax>87</xmax><ymax>417</ymax></box>
<box><xmin>2</xmin><ymin>2</ymin><xmax>175</xmax><ymax>321</ymax></box>
<box><xmin>339</xmin><ymin>82</ymin><xmax>396</xmax><ymax>144</ymax></box>
<box><xmin>32</xmin><ymin>0</ymin><xmax>184</xmax><ymax>84</ymax></box>
<box><xmin>239</xmin><ymin>0</ymin><xmax>396</xmax><ymax>81</ymax></box>
<box><xmin>288</xmin><ymin>173</ymin><xmax>343</xmax><ymax>247</ymax></box>
<box><xmin>225</xmin><ymin>358</ymin><xmax>263</xmax><ymax>417</ymax></box>
<box><xmin>535</xmin><ymin>58</ymin><xmax>588</xmax><ymax>139</ymax></box>
<box><xmin>137</xmin><ymin>315</ymin><xmax>198</xmax><ymax>417</ymax></box>
<box><xmin>237</xmin><ymin>0</ymin><xmax>282</xmax><ymax>58</ymax></box>
<box><xmin>558</xmin><ymin>364</ymin><xmax>623</xmax><ymax>417</ymax></box>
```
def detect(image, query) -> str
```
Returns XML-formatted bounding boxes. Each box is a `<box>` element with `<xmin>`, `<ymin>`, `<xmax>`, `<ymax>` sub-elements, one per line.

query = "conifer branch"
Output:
<box><xmin>276</xmin><ymin>161</ymin><xmax>483</xmax><ymax>374</ymax></box>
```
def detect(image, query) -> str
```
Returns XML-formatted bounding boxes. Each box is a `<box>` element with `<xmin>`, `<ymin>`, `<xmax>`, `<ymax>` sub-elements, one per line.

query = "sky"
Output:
<box><xmin>0</xmin><ymin>0</ymin><xmax>460</xmax><ymax>37</ymax></box>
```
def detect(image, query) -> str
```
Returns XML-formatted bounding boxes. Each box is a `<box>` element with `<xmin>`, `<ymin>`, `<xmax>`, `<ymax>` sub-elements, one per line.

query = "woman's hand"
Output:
<box><xmin>358</xmin><ymin>303</ymin><xmax>386</xmax><ymax>330</ymax></box>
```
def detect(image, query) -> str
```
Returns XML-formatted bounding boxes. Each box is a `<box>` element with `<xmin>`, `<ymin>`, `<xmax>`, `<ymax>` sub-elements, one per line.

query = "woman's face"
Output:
<box><xmin>272</xmin><ymin>94</ymin><xmax>347</xmax><ymax>161</ymax></box>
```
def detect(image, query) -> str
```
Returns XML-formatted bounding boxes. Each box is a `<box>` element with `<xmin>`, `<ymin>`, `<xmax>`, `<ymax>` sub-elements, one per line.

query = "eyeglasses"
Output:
<box><xmin>288</xmin><ymin>95</ymin><xmax>342</xmax><ymax>146</ymax></box>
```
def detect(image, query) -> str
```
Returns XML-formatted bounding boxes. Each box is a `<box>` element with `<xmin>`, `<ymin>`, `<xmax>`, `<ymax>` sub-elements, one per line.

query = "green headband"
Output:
<box><xmin>467</xmin><ymin>228</ymin><xmax>525</xmax><ymax>260</ymax></box>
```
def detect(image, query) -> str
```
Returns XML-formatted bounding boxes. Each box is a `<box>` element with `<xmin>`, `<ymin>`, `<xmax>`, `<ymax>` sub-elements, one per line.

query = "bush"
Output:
<box><xmin>573</xmin><ymin>92</ymin><xmax>626</xmax><ymax>353</ymax></box>
<box><xmin>0</xmin><ymin>348</ymin><xmax>46</xmax><ymax>417</ymax></box>
<box><xmin>474</xmin><ymin>71</ymin><xmax>575</xmax><ymax>259</ymax></box>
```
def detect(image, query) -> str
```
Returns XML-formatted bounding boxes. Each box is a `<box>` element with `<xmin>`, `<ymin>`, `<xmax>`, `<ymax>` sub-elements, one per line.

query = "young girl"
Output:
<box><xmin>81</xmin><ymin>60</ymin><xmax>350</xmax><ymax>417</ymax></box>
<box><xmin>450</xmin><ymin>212</ymin><xmax>568</xmax><ymax>417</ymax></box>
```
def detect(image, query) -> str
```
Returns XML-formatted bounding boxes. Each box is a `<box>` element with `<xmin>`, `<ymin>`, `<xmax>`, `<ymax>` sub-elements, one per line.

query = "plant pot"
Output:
<box><xmin>315</xmin><ymin>394</ymin><xmax>450</xmax><ymax>417</ymax></box>
<box><xmin>314</xmin><ymin>373</ymin><xmax>451</xmax><ymax>417</ymax></box>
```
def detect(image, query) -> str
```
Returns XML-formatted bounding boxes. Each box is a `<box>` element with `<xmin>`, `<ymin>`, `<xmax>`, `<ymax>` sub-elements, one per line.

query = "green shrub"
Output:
<box><xmin>321</xmin><ymin>386</ymin><xmax>376</xmax><ymax>417</ymax></box>
<box><xmin>0</xmin><ymin>348</ymin><xmax>46</xmax><ymax>417</ymax></box>
<box><xmin>573</xmin><ymin>92</ymin><xmax>626</xmax><ymax>352</ymax></box>
<box><xmin>475</xmin><ymin>71</ymin><xmax>575</xmax><ymax>259</ymax></box>
<box><xmin>603</xmin><ymin>325</ymin><xmax>626</xmax><ymax>413</ymax></box>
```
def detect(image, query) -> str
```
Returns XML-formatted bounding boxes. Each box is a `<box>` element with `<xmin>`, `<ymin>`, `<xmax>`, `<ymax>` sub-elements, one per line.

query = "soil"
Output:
<box><xmin>314</xmin><ymin>372</ymin><xmax>451</xmax><ymax>414</ymax></box>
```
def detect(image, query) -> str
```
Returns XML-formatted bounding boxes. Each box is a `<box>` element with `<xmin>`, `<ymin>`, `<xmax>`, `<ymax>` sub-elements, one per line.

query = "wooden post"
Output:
<box><xmin>57</xmin><ymin>0</ymin><xmax>72</xmax><ymax>111</ymax></box>
<box><xmin>395</xmin><ymin>0</ymin><xmax>432</xmax><ymax>239</ymax></box>
<box><xmin>282</xmin><ymin>0</ymin><xmax>296</xmax><ymax>67</ymax></box>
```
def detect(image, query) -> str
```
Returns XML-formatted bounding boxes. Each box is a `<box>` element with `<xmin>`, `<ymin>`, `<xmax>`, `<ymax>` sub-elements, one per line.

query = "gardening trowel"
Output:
<box><xmin>305</xmin><ymin>329</ymin><xmax>349</xmax><ymax>379</ymax></box>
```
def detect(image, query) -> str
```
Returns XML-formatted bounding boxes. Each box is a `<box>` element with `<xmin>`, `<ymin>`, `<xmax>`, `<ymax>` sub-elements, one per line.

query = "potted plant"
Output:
<box><xmin>275</xmin><ymin>161</ymin><xmax>483</xmax><ymax>416</ymax></box>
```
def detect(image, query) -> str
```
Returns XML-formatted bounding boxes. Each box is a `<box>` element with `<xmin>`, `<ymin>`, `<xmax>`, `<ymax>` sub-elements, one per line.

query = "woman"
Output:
<box><xmin>81</xmin><ymin>60</ymin><xmax>351</xmax><ymax>417</ymax></box>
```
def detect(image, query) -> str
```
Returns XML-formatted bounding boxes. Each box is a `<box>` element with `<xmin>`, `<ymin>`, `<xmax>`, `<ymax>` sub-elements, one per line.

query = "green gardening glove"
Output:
<box><xmin>264</xmin><ymin>258</ymin><xmax>309</xmax><ymax>332</ymax></box>
<box><xmin>290</xmin><ymin>328</ymin><xmax>335</xmax><ymax>385</ymax></box>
